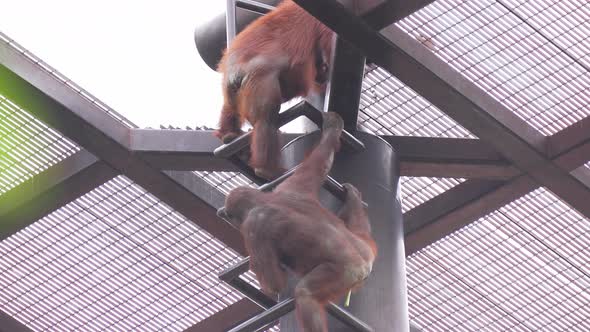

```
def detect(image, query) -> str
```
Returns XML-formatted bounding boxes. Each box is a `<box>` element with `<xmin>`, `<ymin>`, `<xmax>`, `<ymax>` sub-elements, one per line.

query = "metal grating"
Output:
<box><xmin>359</xmin><ymin>65</ymin><xmax>475</xmax><ymax>138</ymax></box>
<box><xmin>407</xmin><ymin>187</ymin><xmax>590</xmax><ymax>331</ymax></box>
<box><xmin>396</xmin><ymin>0</ymin><xmax>590</xmax><ymax>136</ymax></box>
<box><xmin>359</xmin><ymin>65</ymin><xmax>469</xmax><ymax>213</ymax></box>
<box><xmin>503</xmin><ymin>0</ymin><xmax>590</xmax><ymax>69</ymax></box>
<box><xmin>0</xmin><ymin>94</ymin><xmax>79</xmax><ymax>195</ymax></box>
<box><xmin>194</xmin><ymin>171</ymin><xmax>256</xmax><ymax>195</ymax></box>
<box><xmin>400</xmin><ymin>177</ymin><xmax>465</xmax><ymax>212</ymax></box>
<box><xmin>0</xmin><ymin>32</ymin><xmax>137</xmax><ymax>129</ymax></box>
<box><xmin>0</xmin><ymin>175</ymin><xmax>248</xmax><ymax>331</ymax></box>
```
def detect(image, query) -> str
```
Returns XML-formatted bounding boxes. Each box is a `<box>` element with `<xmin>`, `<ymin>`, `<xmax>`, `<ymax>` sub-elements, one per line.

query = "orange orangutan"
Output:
<box><xmin>215</xmin><ymin>0</ymin><xmax>334</xmax><ymax>179</ymax></box>
<box><xmin>219</xmin><ymin>113</ymin><xmax>377</xmax><ymax>332</ymax></box>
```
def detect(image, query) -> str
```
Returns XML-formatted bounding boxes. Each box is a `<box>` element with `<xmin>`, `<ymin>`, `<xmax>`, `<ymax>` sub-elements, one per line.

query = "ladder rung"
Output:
<box><xmin>258</xmin><ymin>167</ymin><xmax>297</xmax><ymax>192</ymax></box>
<box><xmin>327</xmin><ymin>305</ymin><xmax>374</xmax><ymax>332</ymax></box>
<box><xmin>219</xmin><ymin>258</ymin><xmax>251</xmax><ymax>282</ymax></box>
<box><xmin>325</xmin><ymin>175</ymin><xmax>369</xmax><ymax>209</ymax></box>
<box><xmin>229</xmin><ymin>278</ymin><xmax>278</xmax><ymax>309</ymax></box>
<box><xmin>228</xmin><ymin>298</ymin><xmax>295</xmax><ymax>332</ymax></box>
<box><xmin>213</xmin><ymin>101</ymin><xmax>365</xmax><ymax>159</ymax></box>
<box><xmin>235</xmin><ymin>0</ymin><xmax>275</xmax><ymax>14</ymax></box>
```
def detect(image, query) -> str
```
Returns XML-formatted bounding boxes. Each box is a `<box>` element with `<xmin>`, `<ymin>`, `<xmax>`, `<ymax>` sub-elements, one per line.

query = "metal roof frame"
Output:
<box><xmin>0</xmin><ymin>149</ymin><xmax>117</xmax><ymax>241</ymax></box>
<box><xmin>0</xmin><ymin>38</ymin><xmax>245</xmax><ymax>256</ymax></box>
<box><xmin>1</xmin><ymin>0</ymin><xmax>590</xmax><ymax>330</ymax></box>
<box><xmin>405</xmin><ymin>115</ymin><xmax>590</xmax><ymax>255</ymax></box>
<box><xmin>132</xmin><ymin>129</ymin><xmax>514</xmax><ymax>179</ymax></box>
<box><xmin>292</xmin><ymin>0</ymin><xmax>590</xmax><ymax>215</ymax></box>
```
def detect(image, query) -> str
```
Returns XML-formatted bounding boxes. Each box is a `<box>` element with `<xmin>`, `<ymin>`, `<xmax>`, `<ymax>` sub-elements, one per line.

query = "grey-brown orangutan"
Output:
<box><xmin>219</xmin><ymin>112</ymin><xmax>377</xmax><ymax>332</ymax></box>
<box><xmin>215</xmin><ymin>0</ymin><xmax>334</xmax><ymax>179</ymax></box>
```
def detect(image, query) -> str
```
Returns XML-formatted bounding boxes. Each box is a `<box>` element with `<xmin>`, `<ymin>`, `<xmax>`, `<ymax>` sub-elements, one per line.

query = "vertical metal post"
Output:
<box><xmin>279</xmin><ymin>131</ymin><xmax>410</xmax><ymax>332</ymax></box>
<box><xmin>226</xmin><ymin>0</ymin><xmax>238</xmax><ymax>43</ymax></box>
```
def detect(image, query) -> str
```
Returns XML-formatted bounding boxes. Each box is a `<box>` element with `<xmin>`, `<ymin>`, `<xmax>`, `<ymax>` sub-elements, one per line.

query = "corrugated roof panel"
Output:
<box><xmin>0</xmin><ymin>32</ymin><xmax>136</xmax><ymax>129</ymax></box>
<box><xmin>0</xmin><ymin>176</ymin><xmax>245</xmax><ymax>331</ymax></box>
<box><xmin>360</xmin><ymin>65</ymin><xmax>475</xmax><ymax>138</ymax></box>
<box><xmin>0</xmin><ymin>94</ymin><xmax>80</xmax><ymax>195</ymax></box>
<box><xmin>400</xmin><ymin>177</ymin><xmax>465</xmax><ymax>212</ymax></box>
<box><xmin>407</xmin><ymin>187</ymin><xmax>590</xmax><ymax>331</ymax></box>
<box><xmin>194</xmin><ymin>171</ymin><xmax>256</xmax><ymax>195</ymax></box>
<box><xmin>396</xmin><ymin>0</ymin><xmax>590</xmax><ymax>135</ymax></box>
<box><xmin>504</xmin><ymin>0</ymin><xmax>590</xmax><ymax>68</ymax></box>
<box><xmin>408</xmin><ymin>254</ymin><xmax>530</xmax><ymax>332</ymax></box>
<box><xmin>499</xmin><ymin>188</ymin><xmax>590</xmax><ymax>281</ymax></box>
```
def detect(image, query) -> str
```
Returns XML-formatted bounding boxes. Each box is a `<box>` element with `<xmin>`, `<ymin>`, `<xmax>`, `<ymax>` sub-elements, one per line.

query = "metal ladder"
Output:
<box><xmin>214</xmin><ymin>100</ymin><xmax>368</xmax><ymax>218</ymax></box>
<box><xmin>216</xmin><ymin>1</ymin><xmax>373</xmax><ymax>330</ymax></box>
<box><xmin>214</xmin><ymin>103</ymin><xmax>372</xmax><ymax>331</ymax></box>
<box><xmin>218</xmin><ymin>258</ymin><xmax>373</xmax><ymax>332</ymax></box>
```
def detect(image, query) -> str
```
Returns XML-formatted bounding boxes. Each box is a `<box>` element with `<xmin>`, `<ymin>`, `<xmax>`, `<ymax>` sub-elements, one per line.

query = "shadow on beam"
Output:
<box><xmin>0</xmin><ymin>311</ymin><xmax>32</xmax><ymax>332</ymax></box>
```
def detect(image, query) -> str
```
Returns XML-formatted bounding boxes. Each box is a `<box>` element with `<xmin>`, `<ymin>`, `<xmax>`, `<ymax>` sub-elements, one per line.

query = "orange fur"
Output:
<box><xmin>215</xmin><ymin>0</ymin><xmax>334</xmax><ymax>178</ymax></box>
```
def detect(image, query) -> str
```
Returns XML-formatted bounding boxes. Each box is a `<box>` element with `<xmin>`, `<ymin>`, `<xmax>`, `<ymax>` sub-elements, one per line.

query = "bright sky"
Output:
<box><xmin>0</xmin><ymin>0</ymin><xmax>226</xmax><ymax>129</ymax></box>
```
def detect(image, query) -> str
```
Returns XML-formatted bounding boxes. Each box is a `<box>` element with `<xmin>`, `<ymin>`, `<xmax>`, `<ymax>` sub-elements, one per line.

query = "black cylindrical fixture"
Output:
<box><xmin>194</xmin><ymin>0</ymin><xmax>281</xmax><ymax>71</ymax></box>
<box><xmin>279</xmin><ymin>131</ymin><xmax>410</xmax><ymax>331</ymax></box>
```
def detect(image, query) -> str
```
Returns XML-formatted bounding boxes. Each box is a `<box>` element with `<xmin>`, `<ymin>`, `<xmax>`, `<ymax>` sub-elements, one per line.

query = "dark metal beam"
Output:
<box><xmin>130</xmin><ymin>129</ymin><xmax>238</xmax><ymax>171</ymax></box>
<box><xmin>0</xmin><ymin>150</ymin><xmax>117</xmax><ymax>241</ymax></box>
<box><xmin>293</xmin><ymin>0</ymin><xmax>590</xmax><ymax>220</ymax></box>
<box><xmin>0</xmin><ymin>40</ymin><xmax>246</xmax><ymax>255</ymax></box>
<box><xmin>383</xmin><ymin>136</ymin><xmax>516</xmax><ymax>180</ymax></box>
<box><xmin>404</xmin><ymin>119</ymin><xmax>590</xmax><ymax>255</ymax></box>
<box><xmin>548</xmin><ymin>116</ymin><xmax>590</xmax><ymax>167</ymax></box>
<box><xmin>325</xmin><ymin>37</ymin><xmax>366</xmax><ymax>131</ymax></box>
<box><xmin>0</xmin><ymin>312</ymin><xmax>33</xmax><ymax>332</ymax></box>
<box><xmin>131</xmin><ymin>128</ymin><xmax>300</xmax><ymax>171</ymax></box>
<box><xmin>310</xmin><ymin>0</ymin><xmax>437</xmax><ymax>90</ymax></box>
<box><xmin>131</xmin><ymin>130</ymin><xmax>517</xmax><ymax>179</ymax></box>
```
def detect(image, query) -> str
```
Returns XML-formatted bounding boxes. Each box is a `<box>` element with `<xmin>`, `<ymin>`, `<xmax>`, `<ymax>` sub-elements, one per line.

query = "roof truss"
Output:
<box><xmin>1</xmin><ymin>0</ymin><xmax>590</xmax><ymax>330</ymax></box>
<box><xmin>293</xmin><ymin>0</ymin><xmax>590</xmax><ymax>219</ymax></box>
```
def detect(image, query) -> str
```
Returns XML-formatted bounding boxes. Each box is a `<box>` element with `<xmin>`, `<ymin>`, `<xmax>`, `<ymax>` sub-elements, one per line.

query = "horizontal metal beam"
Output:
<box><xmin>0</xmin><ymin>150</ymin><xmax>117</xmax><ymax>241</ymax></box>
<box><xmin>130</xmin><ymin>129</ymin><xmax>238</xmax><ymax>171</ymax></box>
<box><xmin>294</xmin><ymin>0</ymin><xmax>590</xmax><ymax>221</ymax></box>
<box><xmin>131</xmin><ymin>128</ymin><xmax>302</xmax><ymax>171</ymax></box>
<box><xmin>405</xmin><ymin>119</ymin><xmax>590</xmax><ymax>255</ymax></box>
<box><xmin>383</xmin><ymin>136</ymin><xmax>516</xmax><ymax>179</ymax></box>
<box><xmin>131</xmin><ymin>130</ymin><xmax>517</xmax><ymax>179</ymax></box>
<box><xmin>0</xmin><ymin>39</ymin><xmax>246</xmax><ymax>255</ymax></box>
